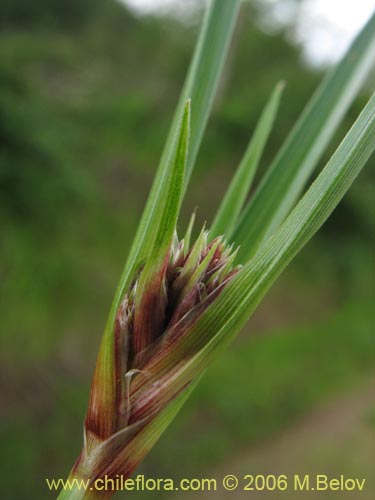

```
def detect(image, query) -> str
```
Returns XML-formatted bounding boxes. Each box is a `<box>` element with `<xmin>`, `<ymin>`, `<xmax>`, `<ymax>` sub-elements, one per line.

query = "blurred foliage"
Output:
<box><xmin>0</xmin><ymin>1</ymin><xmax>373</xmax><ymax>499</ymax></box>
<box><xmin>0</xmin><ymin>65</ymin><xmax>86</xmax><ymax>225</ymax></box>
<box><xmin>0</xmin><ymin>0</ymin><xmax>103</xmax><ymax>30</ymax></box>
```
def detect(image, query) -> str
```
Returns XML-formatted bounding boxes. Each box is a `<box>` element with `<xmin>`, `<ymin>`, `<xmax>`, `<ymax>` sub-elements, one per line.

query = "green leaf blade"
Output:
<box><xmin>182</xmin><ymin>0</ymin><xmax>242</xmax><ymax>185</ymax></box>
<box><xmin>87</xmin><ymin>0</ymin><xmax>241</xmax><ymax>445</ymax></box>
<box><xmin>135</xmin><ymin>92</ymin><xmax>375</xmax><ymax>403</ymax></box>
<box><xmin>132</xmin><ymin>100</ymin><xmax>190</xmax><ymax>354</ymax></box>
<box><xmin>90</xmin><ymin>100</ymin><xmax>190</xmax><ymax>434</ymax></box>
<box><xmin>190</xmin><ymin>90</ymin><xmax>375</xmax><ymax>377</ymax></box>
<box><xmin>140</xmin><ymin>99</ymin><xmax>191</xmax><ymax>276</ymax></box>
<box><xmin>211</xmin><ymin>81</ymin><xmax>284</xmax><ymax>237</ymax></box>
<box><xmin>108</xmin><ymin>0</ymin><xmax>241</xmax><ymax>330</ymax></box>
<box><xmin>232</xmin><ymin>12</ymin><xmax>375</xmax><ymax>261</ymax></box>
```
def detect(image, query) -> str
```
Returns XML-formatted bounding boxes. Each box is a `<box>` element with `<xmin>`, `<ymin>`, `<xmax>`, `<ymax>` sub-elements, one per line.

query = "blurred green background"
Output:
<box><xmin>0</xmin><ymin>1</ymin><xmax>374</xmax><ymax>499</ymax></box>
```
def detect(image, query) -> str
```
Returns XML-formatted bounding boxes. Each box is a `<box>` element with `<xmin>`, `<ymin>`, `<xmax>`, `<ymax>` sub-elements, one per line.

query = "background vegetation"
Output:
<box><xmin>1</xmin><ymin>1</ymin><xmax>373</xmax><ymax>498</ymax></box>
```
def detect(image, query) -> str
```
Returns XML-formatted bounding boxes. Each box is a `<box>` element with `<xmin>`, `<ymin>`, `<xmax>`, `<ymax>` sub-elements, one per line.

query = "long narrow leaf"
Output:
<box><xmin>231</xmin><ymin>12</ymin><xmax>375</xmax><ymax>261</ymax></box>
<box><xmin>87</xmin><ymin>101</ymin><xmax>190</xmax><ymax>439</ymax></box>
<box><xmin>91</xmin><ymin>1</ymin><xmax>241</xmax><ymax>425</ymax></box>
<box><xmin>133</xmin><ymin>101</ymin><xmax>190</xmax><ymax>354</ymax></box>
<box><xmin>137</xmin><ymin>100</ymin><xmax>190</xmax><ymax>285</ymax></box>
<box><xmin>211</xmin><ymin>81</ymin><xmax>284</xmax><ymax>237</ymax></box>
<box><xmin>134</xmin><ymin>92</ymin><xmax>375</xmax><ymax>402</ymax></box>
<box><xmin>110</xmin><ymin>0</ymin><xmax>241</xmax><ymax>327</ymax></box>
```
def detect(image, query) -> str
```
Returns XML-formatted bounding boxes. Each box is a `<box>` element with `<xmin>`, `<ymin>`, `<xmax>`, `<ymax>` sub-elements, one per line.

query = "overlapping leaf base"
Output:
<box><xmin>77</xmin><ymin>227</ymin><xmax>239</xmax><ymax>485</ymax></box>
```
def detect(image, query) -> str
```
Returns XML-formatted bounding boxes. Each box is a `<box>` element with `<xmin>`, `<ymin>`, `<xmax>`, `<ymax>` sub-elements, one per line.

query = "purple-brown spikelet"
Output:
<box><xmin>76</xmin><ymin>227</ymin><xmax>240</xmax><ymax>486</ymax></box>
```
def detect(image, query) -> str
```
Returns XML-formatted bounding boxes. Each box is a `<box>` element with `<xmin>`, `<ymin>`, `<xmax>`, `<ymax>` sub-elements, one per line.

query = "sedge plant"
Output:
<box><xmin>57</xmin><ymin>1</ymin><xmax>375</xmax><ymax>498</ymax></box>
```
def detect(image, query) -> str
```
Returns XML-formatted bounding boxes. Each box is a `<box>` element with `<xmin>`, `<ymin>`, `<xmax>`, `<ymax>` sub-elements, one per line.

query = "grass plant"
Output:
<box><xmin>57</xmin><ymin>2</ymin><xmax>375</xmax><ymax>498</ymax></box>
